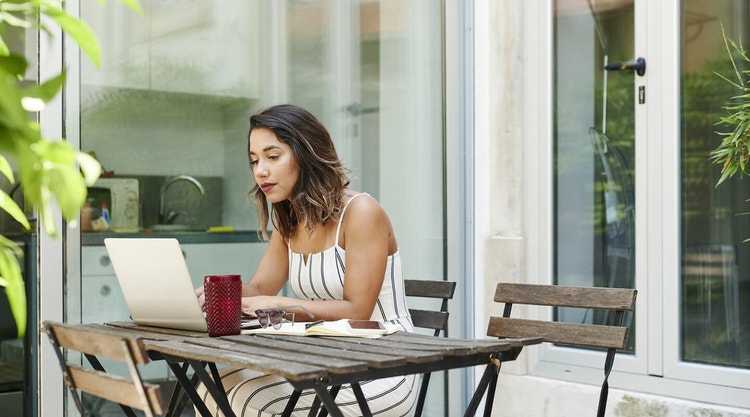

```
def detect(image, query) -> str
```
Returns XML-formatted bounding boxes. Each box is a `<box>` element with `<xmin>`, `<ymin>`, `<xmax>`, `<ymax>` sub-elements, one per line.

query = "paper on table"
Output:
<box><xmin>240</xmin><ymin>319</ymin><xmax>403</xmax><ymax>338</ymax></box>
<box><xmin>240</xmin><ymin>317</ymin><xmax>261</xmax><ymax>329</ymax></box>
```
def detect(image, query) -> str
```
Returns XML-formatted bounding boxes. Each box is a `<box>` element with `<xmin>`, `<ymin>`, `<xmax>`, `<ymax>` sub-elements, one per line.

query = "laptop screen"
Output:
<box><xmin>104</xmin><ymin>238</ymin><xmax>208</xmax><ymax>332</ymax></box>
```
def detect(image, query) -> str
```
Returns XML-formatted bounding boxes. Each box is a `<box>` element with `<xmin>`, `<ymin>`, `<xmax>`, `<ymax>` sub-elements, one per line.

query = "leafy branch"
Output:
<box><xmin>0</xmin><ymin>0</ymin><xmax>141</xmax><ymax>339</ymax></box>
<box><xmin>711</xmin><ymin>25</ymin><xmax>750</xmax><ymax>186</ymax></box>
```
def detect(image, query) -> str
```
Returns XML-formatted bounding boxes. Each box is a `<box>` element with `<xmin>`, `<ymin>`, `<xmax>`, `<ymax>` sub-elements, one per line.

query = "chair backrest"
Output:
<box><xmin>404</xmin><ymin>279</ymin><xmax>456</xmax><ymax>417</ymax></box>
<box><xmin>486</xmin><ymin>283</ymin><xmax>637</xmax><ymax>417</ymax></box>
<box><xmin>42</xmin><ymin>321</ymin><xmax>166</xmax><ymax>417</ymax></box>
<box><xmin>404</xmin><ymin>279</ymin><xmax>456</xmax><ymax>336</ymax></box>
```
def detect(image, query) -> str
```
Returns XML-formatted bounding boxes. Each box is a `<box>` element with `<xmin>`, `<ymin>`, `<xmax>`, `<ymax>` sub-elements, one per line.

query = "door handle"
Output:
<box><xmin>604</xmin><ymin>57</ymin><xmax>646</xmax><ymax>76</ymax></box>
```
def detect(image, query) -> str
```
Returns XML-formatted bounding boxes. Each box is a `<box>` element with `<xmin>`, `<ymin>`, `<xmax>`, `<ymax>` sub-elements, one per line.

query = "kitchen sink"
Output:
<box><xmin>150</xmin><ymin>224</ymin><xmax>206</xmax><ymax>232</ymax></box>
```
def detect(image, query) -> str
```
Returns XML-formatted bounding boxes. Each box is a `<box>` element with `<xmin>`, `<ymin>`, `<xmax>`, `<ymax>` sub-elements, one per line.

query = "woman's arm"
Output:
<box><xmin>197</xmin><ymin>228</ymin><xmax>289</xmax><ymax>308</ymax></box>
<box><xmin>338</xmin><ymin>195</ymin><xmax>392</xmax><ymax>318</ymax></box>
<box><xmin>242</xmin><ymin>230</ymin><xmax>290</xmax><ymax>296</ymax></box>
<box><xmin>240</xmin><ymin>195</ymin><xmax>393</xmax><ymax>321</ymax></box>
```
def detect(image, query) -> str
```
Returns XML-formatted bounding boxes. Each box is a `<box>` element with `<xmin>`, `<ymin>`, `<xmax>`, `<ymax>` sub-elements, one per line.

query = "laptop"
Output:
<box><xmin>104</xmin><ymin>238</ymin><xmax>259</xmax><ymax>332</ymax></box>
<box><xmin>104</xmin><ymin>238</ymin><xmax>209</xmax><ymax>332</ymax></box>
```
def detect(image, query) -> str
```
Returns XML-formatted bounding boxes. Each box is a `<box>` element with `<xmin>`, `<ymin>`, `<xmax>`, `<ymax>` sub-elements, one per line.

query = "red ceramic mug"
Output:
<box><xmin>203</xmin><ymin>274</ymin><xmax>242</xmax><ymax>337</ymax></box>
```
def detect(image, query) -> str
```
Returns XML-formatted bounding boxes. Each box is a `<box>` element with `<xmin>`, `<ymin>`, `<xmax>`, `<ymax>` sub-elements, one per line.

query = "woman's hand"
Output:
<box><xmin>195</xmin><ymin>285</ymin><xmax>206</xmax><ymax>310</ymax></box>
<box><xmin>241</xmin><ymin>296</ymin><xmax>321</xmax><ymax>322</ymax></box>
<box><xmin>240</xmin><ymin>295</ymin><xmax>278</xmax><ymax>316</ymax></box>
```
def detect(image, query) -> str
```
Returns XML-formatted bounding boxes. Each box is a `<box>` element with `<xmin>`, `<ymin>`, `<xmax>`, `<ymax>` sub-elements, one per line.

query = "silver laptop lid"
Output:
<box><xmin>104</xmin><ymin>237</ymin><xmax>208</xmax><ymax>332</ymax></box>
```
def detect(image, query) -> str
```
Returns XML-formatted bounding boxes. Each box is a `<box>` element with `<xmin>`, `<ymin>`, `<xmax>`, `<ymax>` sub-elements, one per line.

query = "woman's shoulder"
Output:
<box><xmin>341</xmin><ymin>191</ymin><xmax>390</xmax><ymax>226</ymax></box>
<box><xmin>339</xmin><ymin>190</ymin><xmax>397</xmax><ymax>252</ymax></box>
<box><xmin>343</xmin><ymin>191</ymin><xmax>382</xmax><ymax>213</ymax></box>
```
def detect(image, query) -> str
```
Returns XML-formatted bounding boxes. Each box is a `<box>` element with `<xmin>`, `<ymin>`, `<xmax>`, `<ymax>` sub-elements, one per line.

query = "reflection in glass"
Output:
<box><xmin>680</xmin><ymin>0</ymin><xmax>749</xmax><ymax>368</ymax></box>
<box><xmin>553</xmin><ymin>0</ymin><xmax>636</xmax><ymax>352</ymax></box>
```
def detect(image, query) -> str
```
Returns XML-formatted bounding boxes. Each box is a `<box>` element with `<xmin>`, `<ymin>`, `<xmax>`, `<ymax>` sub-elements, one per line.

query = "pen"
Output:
<box><xmin>305</xmin><ymin>320</ymin><xmax>324</xmax><ymax>330</ymax></box>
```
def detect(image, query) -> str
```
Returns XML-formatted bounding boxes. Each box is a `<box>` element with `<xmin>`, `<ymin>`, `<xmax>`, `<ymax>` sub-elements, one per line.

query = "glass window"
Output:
<box><xmin>70</xmin><ymin>0</ymin><xmax>447</xmax><ymax>414</ymax></box>
<box><xmin>553</xmin><ymin>0</ymin><xmax>749</xmax><ymax>372</ymax></box>
<box><xmin>553</xmin><ymin>0</ymin><xmax>636</xmax><ymax>352</ymax></box>
<box><xmin>680</xmin><ymin>0</ymin><xmax>749</xmax><ymax>368</ymax></box>
<box><xmin>527</xmin><ymin>0</ymin><xmax>750</xmax><ymax>408</ymax></box>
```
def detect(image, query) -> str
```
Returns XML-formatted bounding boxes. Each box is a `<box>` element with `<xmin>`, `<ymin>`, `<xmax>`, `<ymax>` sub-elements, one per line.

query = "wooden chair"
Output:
<box><xmin>42</xmin><ymin>321</ymin><xmax>166</xmax><ymax>417</ymax></box>
<box><xmin>480</xmin><ymin>283</ymin><xmax>637</xmax><ymax>417</ymax></box>
<box><xmin>309</xmin><ymin>279</ymin><xmax>457</xmax><ymax>417</ymax></box>
<box><xmin>404</xmin><ymin>279</ymin><xmax>457</xmax><ymax>417</ymax></box>
<box><xmin>288</xmin><ymin>279</ymin><xmax>457</xmax><ymax>417</ymax></box>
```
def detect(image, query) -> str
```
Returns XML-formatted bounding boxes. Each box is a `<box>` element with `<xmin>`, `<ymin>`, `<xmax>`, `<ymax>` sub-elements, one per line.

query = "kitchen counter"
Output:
<box><xmin>81</xmin><ymin>230</ymin><xmax>265</xmax><ymax>246</ymax></box>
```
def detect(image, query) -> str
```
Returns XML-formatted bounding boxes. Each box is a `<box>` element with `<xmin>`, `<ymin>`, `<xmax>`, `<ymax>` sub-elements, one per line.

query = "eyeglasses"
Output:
<box><xmin>254</xmin><ymin>305</ymin><xmax>314</xmax><ymax>329</ymax></box>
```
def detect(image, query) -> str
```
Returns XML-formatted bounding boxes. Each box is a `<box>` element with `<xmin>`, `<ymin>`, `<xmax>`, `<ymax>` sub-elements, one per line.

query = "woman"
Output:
<box><xmin>196</xmin><ymin>104</ymin><xmax>417</xmax><ymax>416</ymax></box>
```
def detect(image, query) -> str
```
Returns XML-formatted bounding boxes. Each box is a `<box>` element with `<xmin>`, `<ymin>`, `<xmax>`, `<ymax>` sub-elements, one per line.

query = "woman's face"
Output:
<box><xmin>249</xmin><ymin>128</ymin><xmax>300</xmax><ymax>203</ymax></box>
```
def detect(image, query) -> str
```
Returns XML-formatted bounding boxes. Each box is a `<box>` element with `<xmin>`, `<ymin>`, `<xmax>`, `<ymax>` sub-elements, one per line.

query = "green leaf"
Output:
<box><xmin>41</xmin><ymin>2</ymin><xmax>101</xmax><ymax>68</ymax></box>
<box><xmin>0</xmin><ymin>53</ymin><xmax>29</xmax><ymax>78</ymax></box>
<box><xmin>0</xmin><ymin>66</ymin><xmax>32</xmax><ymax>129</ymax></box>
<box><xmin>47</xmin><ymin>163</ymin><xmax>86</xmax><ymax>217</ymax></box>
<box><xmin>0</xmin><ymin>237</ymin><xmax>25</xmax><ymax>339</ymax></box>
<box><xmin>75</xmin><ymin>151</ymin><xmax>102</xmax><ymax>186</ymax></box>
<box><xmin>0</xmin><ymin>191</ymin><xmax>29</xmax><ymax>229</ymax></box>
<box><xmin>0</xmin><ymin>155</ymin><xmax>14</xmax><ymax>183</ymax></box>
<box><xmin>17</xmin><ymin>140</ymin><xmax>93</xmax><ymax>236</ymax></box>
<box><xmin>22</xmin><ymin>69</ymin><xmax>65</xmax><ymax>103</ymax></box>
<box><xmin>0</xmin><ymin>37</ymin><xmax>9</xmax><ymax>56</ymax></box>
<box><xmin>0</xmin><ymin>10</ymin><xmax>31</xmax><ymax>29</ymax></box>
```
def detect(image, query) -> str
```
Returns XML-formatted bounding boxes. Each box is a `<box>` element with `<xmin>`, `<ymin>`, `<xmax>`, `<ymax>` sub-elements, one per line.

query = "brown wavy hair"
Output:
<box><xmin>248</xmin><ymin>104</ymin><xmax>351</xmax><ymax>240</ymax></box>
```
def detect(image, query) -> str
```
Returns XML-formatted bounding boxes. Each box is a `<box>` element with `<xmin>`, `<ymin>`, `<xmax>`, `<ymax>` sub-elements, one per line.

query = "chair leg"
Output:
<box><xmin>464</xmin><ymin>362</ymin><xmax>497</xmax><ymax>417</ymax></box>
<box><xmin>596</xmin><ymin>348</ymin><xmax>617</xmax><ymax>417</ymax></box>
<box><xmin>482</xmin><ymin>372</ymin><xmax>499</xmax><ymax>417</ymax></box>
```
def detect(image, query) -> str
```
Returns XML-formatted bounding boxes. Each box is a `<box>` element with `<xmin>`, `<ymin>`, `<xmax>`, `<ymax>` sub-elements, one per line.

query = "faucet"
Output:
<box><xmin>159</xmin><ymin>175</ymin><xmax>205</xmax><ymax>224</ymax></box>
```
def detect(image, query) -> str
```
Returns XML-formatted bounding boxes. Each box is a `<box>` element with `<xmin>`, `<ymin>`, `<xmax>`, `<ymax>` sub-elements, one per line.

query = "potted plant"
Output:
<box><xmin>0</xmin><ymin>0</ymin><xmax>141</xmax><ymax>339</ymax></box>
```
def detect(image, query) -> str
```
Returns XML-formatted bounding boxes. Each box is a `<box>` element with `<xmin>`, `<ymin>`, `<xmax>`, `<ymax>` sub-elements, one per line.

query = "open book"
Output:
<box><xmin>241</xmin><ymin>319</ymin><xmax>402</xmax><ymax>338</ymax></box>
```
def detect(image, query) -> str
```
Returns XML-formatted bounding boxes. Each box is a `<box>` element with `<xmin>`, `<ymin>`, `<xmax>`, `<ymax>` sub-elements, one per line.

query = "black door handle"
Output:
<box><xmin>604</xmin><ymin>57</ymin><xmax>646</xmax><ymax>76</ymax></box>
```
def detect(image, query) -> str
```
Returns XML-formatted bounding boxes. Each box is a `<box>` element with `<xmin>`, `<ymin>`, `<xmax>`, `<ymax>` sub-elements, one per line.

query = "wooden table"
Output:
<box><xmin>95</xmin><ymin>322</ymin><xmax>540</xmax><ymax>417</ymax></box>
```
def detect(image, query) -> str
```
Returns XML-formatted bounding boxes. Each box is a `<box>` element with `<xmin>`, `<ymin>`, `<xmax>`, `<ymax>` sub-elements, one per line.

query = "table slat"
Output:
<box><xmin>143</xmin><ymin>340</ymin><xmax>327</xmax><ymax>381</ymax></box>
<box><xmin>227</xmin><ymin>334</ymin><xmax>442</xmax><ymax>364</ymax></box>
<box><xmin>186</xmin><ymin>337</ymin><xmax>378</xmax><ymax>373</ymax></box>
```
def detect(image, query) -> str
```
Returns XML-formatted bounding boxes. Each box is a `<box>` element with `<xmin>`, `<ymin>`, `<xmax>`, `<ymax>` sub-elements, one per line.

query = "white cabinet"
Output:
<box><xmin>80</xmin><ymin>246</ymin><xmax>167</xmax><ymax>380</ymax></box>
<box><xmin>81</xmin><ymin>0</ymin><xmax>259</xmax><ymax>98</ymax></box>
<box><xmin>80</xmin><ymin>246</ymin><xmax>131</xmax><ymax>324</ymax></box>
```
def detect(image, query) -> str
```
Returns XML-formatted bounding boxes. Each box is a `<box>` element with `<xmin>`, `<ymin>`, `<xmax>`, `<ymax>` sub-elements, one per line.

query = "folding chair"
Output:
<box><xmin>301</xmin><ymin>279</ymin><xmax>457</xmax><ymax>417</ymax></box>
<box><xmin>404</xmin><ymin>279</ymin><xmax>456</xmax><ymax>417</ymax></box>
<box><xmin>42</xmin><ymin>321</ymin><xmax>166</xmax><ymax>417</ymax></box>
<box><xmin>480</xmin><ymin>283</ymin><xmax>637</xmax><ymax>417</ymax></box>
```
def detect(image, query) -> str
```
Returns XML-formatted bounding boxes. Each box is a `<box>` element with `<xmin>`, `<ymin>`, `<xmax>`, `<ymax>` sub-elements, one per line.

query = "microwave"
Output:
<box><xmin>87</xmin><ymin>178</ymin><xmax>140</xmax><ymax>232</ymax></box>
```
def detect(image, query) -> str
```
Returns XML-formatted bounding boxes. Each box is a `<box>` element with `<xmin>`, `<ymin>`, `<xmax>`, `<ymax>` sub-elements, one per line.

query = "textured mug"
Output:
<box><xmin>204</xmin><ymin>274</ymin><xmax>242</xmax><ymax>337</ymax></box>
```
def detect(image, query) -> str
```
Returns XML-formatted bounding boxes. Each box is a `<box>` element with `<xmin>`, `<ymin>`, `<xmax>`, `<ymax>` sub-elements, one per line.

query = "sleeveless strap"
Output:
<box><xmin>335</xmin><ymin>193</ymin><xmax>369</xmax><ymax>247</ymax></box>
